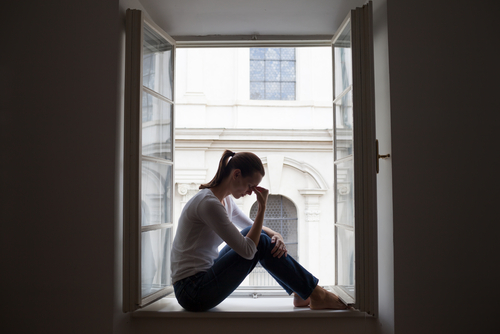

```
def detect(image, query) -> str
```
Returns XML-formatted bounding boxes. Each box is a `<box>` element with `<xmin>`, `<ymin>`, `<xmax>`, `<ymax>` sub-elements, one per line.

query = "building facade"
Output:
<box><xmin>173</xmin><ymin>47</ymin><xmax>338</xmax><ymax>284</ymax></box>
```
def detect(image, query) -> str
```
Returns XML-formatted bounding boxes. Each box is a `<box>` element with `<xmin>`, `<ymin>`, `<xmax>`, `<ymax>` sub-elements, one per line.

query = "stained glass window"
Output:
<box><xmin>250</xmin><ymin>48</ymin><xmax>296</xmax><ymax>100</ymax></box>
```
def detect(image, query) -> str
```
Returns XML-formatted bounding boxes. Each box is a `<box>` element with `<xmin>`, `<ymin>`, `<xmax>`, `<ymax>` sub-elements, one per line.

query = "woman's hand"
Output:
<box><xmin>252</xmin><ymin>186</ymin><xmax>269</xmax><ymax>211</ymax></box>
<box><xmin>270</xmin><ymin>233</ymin><xmax>288</xmax><ymax>258</ymax></box>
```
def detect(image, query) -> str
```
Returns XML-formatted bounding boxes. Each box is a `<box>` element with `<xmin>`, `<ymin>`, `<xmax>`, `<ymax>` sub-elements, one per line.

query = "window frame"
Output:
<box><xmin>124</xmin><ymin>1</ymin><xmax>377</xmax><ymax>315</ymax></box>
<box><xmin>123</xmin><ymin>9</ymin><xmax>177</xmax><ymax>312</ymax></box>
<box><xmin>330</xmin><ymin>2</ymin><xmax>378</xmax><ymax>315</ymax></box>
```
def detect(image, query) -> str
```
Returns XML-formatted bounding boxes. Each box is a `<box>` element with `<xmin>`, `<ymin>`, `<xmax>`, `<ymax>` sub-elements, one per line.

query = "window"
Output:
<box><xmin>248</xmin><ymin>195</ymin><xmax>298</xmax><ymax>286</ymax></box>
<box><xmin>250</xmin><ymin>48</ymin><xmax>296</xmax><ymax>100</ymax></box>
<box><xmin>123</xmin><ymin>9</ymin><xmax>176</xmax><ymax>311</ymax></box>
<box><xmin>124</xmin><ymin>1</ymin><xmax>376</xmax><ymax>314</ymax></box>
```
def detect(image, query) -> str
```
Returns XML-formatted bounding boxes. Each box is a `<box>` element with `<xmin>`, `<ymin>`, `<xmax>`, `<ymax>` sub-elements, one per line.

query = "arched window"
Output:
<box><xmin>249</xmin><ymin>195</ymin><xmax>298</xmax><ymax>286</ymax></box>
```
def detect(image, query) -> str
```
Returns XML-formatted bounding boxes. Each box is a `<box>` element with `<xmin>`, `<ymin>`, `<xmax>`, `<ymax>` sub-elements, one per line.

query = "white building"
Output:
<box><xmin>173</xmin><ymin>47</ymin><xmax>343</xmax><ymax>284</ymax></box>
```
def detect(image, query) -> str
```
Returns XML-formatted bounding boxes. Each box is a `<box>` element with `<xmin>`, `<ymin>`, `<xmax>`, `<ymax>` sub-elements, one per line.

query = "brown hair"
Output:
<box><xmin>199</xmin><ymin>150</ymin><xmax>265</xmax><ymax>189</ymax></box>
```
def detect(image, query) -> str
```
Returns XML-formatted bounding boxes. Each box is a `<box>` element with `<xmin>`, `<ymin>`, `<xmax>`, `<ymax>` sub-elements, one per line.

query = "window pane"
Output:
<box><xmin>265</xmin><ymin>82</ymin><xmax>280</xmax><ymax>100</ymax></box>
<box><xmin>142</xmin><ymin>91</ymin><xmax>172</xmax><ymax>161</ymax></box>
<box><xmin>334</xmin><ymin>47</ymin><xmax>352</xmax><ymax>96</ymax></box>
<box><xmin>250</xmin><ymin>82</ymin><xmax>265</xmax><ymax>100</ymax></box>
<box><xmin>250</xmin><ymin>60</ymin><xmax>265</xmax><ymax>81</ymax></box>
<box><xmin>281</xmin><ymin>82</ymin><xmax>295</xmax><ymax>100</ymax></box>
<box><xmin>335</xmin><ymin>89</ymin><xmax>353</xmax><ymax>160</ymax></box>
<box><xmin>336</xmin><ymin>159</ymin><xmax>354</xmax><ymax>227</ymax></box>
<box><xmin>265</xmin><ymin>61</ymin><xmax>281</xmax><ymax>81</ymax></box>
<box><xmin>250</xmin><ymin>48</ymin><xmax>266</xmax><ymax>60</ymax></box>
<box><xmin>280</xmin><ymin>48</ymin><xmax>295</xmax><ymax>60</ymax></box>
<box><xmin>281</xmin><ymin>61</ymin><xmax>296</xmax><ymax>81</ymax></box>
<box><xmin>336</xmin><ymin>226</ymin><xmax>354</xmax><ymax>287</ymax></box>
<box><xmin>143</xmin><ymin>24</ymin><xmax>173</xmax><ymax>100</ymax></box>
<box><xmin>141</xmin><ymin>161</ymin><xmax>172</xmax><ymax>227</ymax></box>
<box><xmin>141</xmin><ymin>228</ymin><xmax>172</xmax><ymax>298</ymax></box>
<box><xmin>265</xmin><ymin>48</ymin><xmax>280</xmax><ymax>60</ymax></box>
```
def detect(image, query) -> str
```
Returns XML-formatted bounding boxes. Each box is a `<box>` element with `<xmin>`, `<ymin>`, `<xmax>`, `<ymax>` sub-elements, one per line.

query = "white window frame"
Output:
<box><xmin>331</xmin><ymin>1</ymin><xmax>378</xmax><ymax>315</ymax></box>
<box><xmin>123</xmin><ymin>1</ymin><xmax>377</xmax><ymax>315</ymax></box>
<box><xmin>123</xmin><ymin>9</ymin><xmax>177</xmax><ymax>312</ymax></box>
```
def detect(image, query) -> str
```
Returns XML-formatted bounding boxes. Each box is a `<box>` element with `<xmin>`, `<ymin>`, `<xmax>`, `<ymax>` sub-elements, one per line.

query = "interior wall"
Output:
<box><xmin>372</xmin><ymin>0</ymin><xmax>394</xmax><ymax>333</ymax></box>
<box><xmin>387</xmin><ymin>0</ymin><xmax>499</xmax><ymax>333</ymax></box>
<box><xmin>1</xmin><ymin>1</ymin><xmax>120</xmax><ymax>333</ymax></box>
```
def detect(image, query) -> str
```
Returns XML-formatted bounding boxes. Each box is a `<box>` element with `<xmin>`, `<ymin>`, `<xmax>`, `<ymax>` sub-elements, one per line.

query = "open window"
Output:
<box><xmin>331</xmin><ymin>2</ymin><xmax>378</xmax><ymax>314</ymax></box>
<box><xmin>123</xmin><ymin>9</ymin><xmax>176</xmax><ymax>312</ymax></box>
<box><xmin>124</xmin><ymin>1</ymin><xmax>377</xmax><ymax>314</ymax></box>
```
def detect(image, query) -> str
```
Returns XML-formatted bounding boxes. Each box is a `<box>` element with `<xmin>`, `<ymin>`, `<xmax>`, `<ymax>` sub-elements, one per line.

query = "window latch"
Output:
<box><xmin>376</xmin><ymin>140</ymin><xmax>391</xmax><ymax>174</ymax></box>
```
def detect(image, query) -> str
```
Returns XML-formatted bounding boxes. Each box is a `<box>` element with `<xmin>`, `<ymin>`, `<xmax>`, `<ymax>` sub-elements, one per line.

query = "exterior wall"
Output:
<box><xmin>174</xmin><ymin>47</ymin><xmax>337</xmax><ymax>283</ymax></box>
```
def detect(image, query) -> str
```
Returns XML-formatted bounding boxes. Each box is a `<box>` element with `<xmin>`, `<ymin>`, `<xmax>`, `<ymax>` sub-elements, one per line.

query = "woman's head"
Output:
<box><xmin>199</xmin><ymin>150</ymin><xmax>265</xmax><ymax>192</ymax></box>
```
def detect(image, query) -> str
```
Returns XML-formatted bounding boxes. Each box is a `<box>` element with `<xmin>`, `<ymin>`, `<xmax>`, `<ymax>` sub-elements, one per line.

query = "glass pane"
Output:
<box><xmin>265</xmin><ymin>60</ymin><xmax>281</xmax><ymax>81</ymax></box>
<box><xmin>334</xmin><ymin>47</ymin><xmax>352</xmax><ymax>96</ymax></box>
<box><xmin>250</xmin><ymin>48</ymin><xmax>266</xmax><ymax>60</ymax></box>
<box><xmin>142</xmin><ymin>91</ymin><xmax>172</xmax><ymax>160</ymax></box>
<box><xmin>141</xmin><ymin>161</ymin><xmax>172</xmax><ymax>227</ymax></box>
<box><xmin>250</xmin><ymin>60</ymin><xmax>265</xmax><ymax>81</ymax></box>
<box><xmin>143</xmin><ymin>23</ymin><xmax>173</xmax><ymax>100</ymax></box>
<box><xmin>265</xmin><ymin>82</ymin><xmax>280</xmax><ymax>100</ymax></box>
<box><xmin>333</xmin><ymin>21</ymin><xmax>352</xmax><ymax>97</ymax></box>
<box><xmin>281</xmin><ymin>82</ymin><xmax>295</xmax><ymax>100</ymax></box>
<box><xmin>335</xmin><ymin>89</ymin><xmax>353</xmax><ymax>160</ymax></box>
<box><xmin>265</xmin><ymin>48</ymin><xmax>280</xmax><ymax>60</ymax></box>
<box><xmin>336</xmin><ymin>226</ymin><xmax>354</xmax><ymax>287</ymax></box>
<box><xmin>250</xmin><ymin>82</ymin><xmax>265</xmax><ymax>100</ymax></box>
<box><xmin>281</xmin><ymin>48</ymin><xmax>295</xmax><ymax>60</ymax></box>
<box><xmin>336</xmin><ymin>159</ymin><xmax>354</xmax><ymax>227</ymax></box>
<box><xmin>141</xmin><ymin>228</ymin><xmax>172</xmax><ymax>298</ymax></box>
<box><xmin>281</xmin><ymin>61</ymin><xmax>296</xmax><ymax>81</ymax></box>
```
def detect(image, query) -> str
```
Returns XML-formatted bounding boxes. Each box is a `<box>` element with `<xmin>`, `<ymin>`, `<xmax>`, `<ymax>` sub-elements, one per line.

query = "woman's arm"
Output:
<box><xmin>245</xmin><ymin>186</ymin><xmax>268</xmax><ymax>246</ymax></box>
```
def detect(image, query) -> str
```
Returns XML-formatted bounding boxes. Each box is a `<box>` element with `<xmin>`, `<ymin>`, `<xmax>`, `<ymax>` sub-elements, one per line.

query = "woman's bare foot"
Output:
<box><xmin>309</xmin><ymin>286</ymin><xmax>349</xmax><ymax>310</ymax></box>
<box><xmin>293</xmin><ymin>293</ymin><xmax>310</xmax><ymax>307</ymax></box>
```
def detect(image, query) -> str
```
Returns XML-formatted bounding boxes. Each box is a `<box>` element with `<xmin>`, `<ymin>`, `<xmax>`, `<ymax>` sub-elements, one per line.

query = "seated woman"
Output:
<box><xmin>171</xmin><ymin>150</ymin><xmax>350</xmax><ymax>312</ymax></box>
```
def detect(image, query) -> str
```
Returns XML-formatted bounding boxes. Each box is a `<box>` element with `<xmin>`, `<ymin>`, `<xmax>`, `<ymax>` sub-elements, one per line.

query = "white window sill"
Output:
<box><xmin>132</xmin><ymin>295</ymin><xmax>366</xmax><ymax>319</ymax></box>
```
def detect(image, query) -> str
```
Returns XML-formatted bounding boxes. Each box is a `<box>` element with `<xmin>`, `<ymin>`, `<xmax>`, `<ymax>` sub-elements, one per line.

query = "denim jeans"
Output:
<box><xmin>173</xmin><ymin>226</ymin><xmax>318</xmax><ymax>311</ymax></box>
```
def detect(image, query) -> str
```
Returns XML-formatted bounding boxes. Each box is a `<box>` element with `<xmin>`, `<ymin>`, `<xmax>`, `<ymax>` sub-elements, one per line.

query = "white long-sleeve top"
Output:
<box><xmin>171</xmin><ymin>188</ymin><xmax>257</xmax><ymax>283</ymax></box>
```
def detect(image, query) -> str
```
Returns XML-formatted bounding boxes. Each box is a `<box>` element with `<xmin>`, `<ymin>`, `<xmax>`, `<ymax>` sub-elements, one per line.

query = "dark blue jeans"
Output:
<box><xmin>173</xmin><ymin>226</ymin><xmax>319</xmax><ymax>311</ymax></box>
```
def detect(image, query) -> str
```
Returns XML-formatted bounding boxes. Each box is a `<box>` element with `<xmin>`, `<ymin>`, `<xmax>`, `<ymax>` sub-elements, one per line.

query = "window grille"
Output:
<box><xmin>250</xmin><ymin>48</ymin><xmax>296</xmax><ymax>100</ymax></box>
<box><xmin>249</xmin><ymin>195</ymin><xmax>298</xmax><ymax>286</ymax></box>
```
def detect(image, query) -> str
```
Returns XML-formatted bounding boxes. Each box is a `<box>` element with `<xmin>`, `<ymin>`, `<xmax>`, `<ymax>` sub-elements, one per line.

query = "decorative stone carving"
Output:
<box><xmin>337</xmin><ymin>183</ymin><xmax>350</xmax><ymax>196</ymax></box>
<box><xmin>178</xmin><ymin>183</ymin><xmax>189</xmax><ymax>196</ymax></box>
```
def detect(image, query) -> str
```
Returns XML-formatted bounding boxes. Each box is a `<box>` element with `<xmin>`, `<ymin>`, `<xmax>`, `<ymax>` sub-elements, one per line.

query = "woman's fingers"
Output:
<box><xmin>271</xmin><ymin>237</ymin><xmax>287</xmax><ymax>258</ymax></box>
<box><xmin>252</xmin><ymin>186</ymin><xmax>269</xmax><ymax>206</ymax></box>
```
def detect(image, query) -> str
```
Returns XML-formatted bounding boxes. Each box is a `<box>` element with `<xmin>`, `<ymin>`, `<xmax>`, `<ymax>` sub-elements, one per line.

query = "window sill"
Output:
<box><xmin>132</xmin><ymin>295</ymin><xmax>366</xmax><ymax>319</ymax></box>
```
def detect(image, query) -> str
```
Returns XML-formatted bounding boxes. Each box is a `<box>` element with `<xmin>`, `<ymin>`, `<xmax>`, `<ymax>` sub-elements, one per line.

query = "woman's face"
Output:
<box><xmin>230</xmin><ymin>170</ymin><xmax>263</xmax><ymax>199</ymax></box>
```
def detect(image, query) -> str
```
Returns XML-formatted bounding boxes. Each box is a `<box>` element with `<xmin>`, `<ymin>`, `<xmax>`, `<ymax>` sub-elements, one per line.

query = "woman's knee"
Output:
<box><xmin>240</xmin><ymin>226</ymin><xmax>252</xmax><ymax>236</ymax></box>
<box><xmin>257</xmin><ymin>233</ymin><xmax>272</xmax><ymax>250</ymax></box>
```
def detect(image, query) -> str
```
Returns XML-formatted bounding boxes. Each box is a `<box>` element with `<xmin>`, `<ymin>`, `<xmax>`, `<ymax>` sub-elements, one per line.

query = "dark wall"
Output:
<box><xmin>1</xmin><ymin>1</ymin><xmax>120</xmax><ymax>333</ymax></box>
<box><xmin>387</xmin><ymin>0</ymin><xmax>500</xmax><ymax>333</ymax></box>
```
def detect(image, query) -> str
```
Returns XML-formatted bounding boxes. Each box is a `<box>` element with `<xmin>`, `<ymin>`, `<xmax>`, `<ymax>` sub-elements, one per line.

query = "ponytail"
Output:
<box><xmin>199</xmin><ymin>150</ymin><xmax>264</xmax><ymax>189</ymax></box>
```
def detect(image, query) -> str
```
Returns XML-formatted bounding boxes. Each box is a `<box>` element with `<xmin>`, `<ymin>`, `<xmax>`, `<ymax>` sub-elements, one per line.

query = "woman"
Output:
<box><xmin>171</xmin><ymin>150</ymin><xmax>349</xmax><ymax>311</ymax></box>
